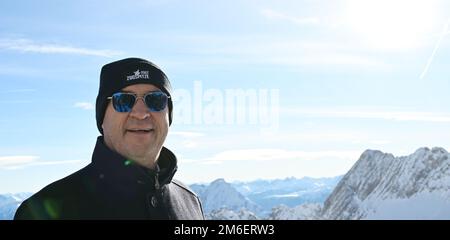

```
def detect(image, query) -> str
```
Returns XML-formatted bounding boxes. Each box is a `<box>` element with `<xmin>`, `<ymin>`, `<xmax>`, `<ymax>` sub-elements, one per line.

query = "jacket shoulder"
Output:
<box><xmin>171</xmin><ymin>179</ymin><xmax>199</xmax><ymax>197</ymax></box>
<box><xmin>168</xmin><ymin>179</ymin><xmax>204</xmax><ymax>219</ymax></box>
<box><xmin>14</xmin><ymin>165</ymin><xmax>92</xmax><ymax>220</ymax></box>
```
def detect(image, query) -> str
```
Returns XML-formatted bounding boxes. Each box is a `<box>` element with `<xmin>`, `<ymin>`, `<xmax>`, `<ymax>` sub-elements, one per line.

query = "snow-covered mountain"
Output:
<box><xmin>321</xmin><ymin>147</ymin><xmax>450</xmax><ymax>220</ymax></box>
<box><xmin>0</xmin><ymin>193</ymin><xmax>32</xmax><ymax>220</ymax></box>
<box><xmin>210</xmin><ymin>146</ymin><xmax>450</xmax><ymax>220</ymax></box>
<box><xmin>191</xmin><ymin>178</ymin><xmax>261</xmax><ymax>214</ymax></box>
<box><xmin>207</xmin><ymin>208</ymin><xmax>259</xmax><ymax>220</ymax></box>
<box><xmin>268</xmin><ymin>203</ymin><xmax>322</xmax><ymax>220</ymax></box>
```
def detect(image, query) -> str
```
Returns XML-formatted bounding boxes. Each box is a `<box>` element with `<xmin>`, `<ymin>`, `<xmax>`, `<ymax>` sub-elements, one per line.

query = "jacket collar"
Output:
<box><xmin>90</xmin><ymin>136</ymin><xmax>178</xmax><ymax>189</ymax></box>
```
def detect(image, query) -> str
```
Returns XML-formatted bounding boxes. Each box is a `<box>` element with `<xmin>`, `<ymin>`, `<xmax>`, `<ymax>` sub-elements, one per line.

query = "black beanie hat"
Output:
<box><xmin>95</xmin><ymin>57</ymin><xmax>173</xmax><ymax>134</ymax></box>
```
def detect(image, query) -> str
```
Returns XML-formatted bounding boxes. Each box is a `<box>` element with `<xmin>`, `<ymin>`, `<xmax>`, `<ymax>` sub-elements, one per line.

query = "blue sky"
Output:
<box><xmin>1</xmin><ymin>0</ymin><xmax>450</xmax><ymax>193</ymax></box>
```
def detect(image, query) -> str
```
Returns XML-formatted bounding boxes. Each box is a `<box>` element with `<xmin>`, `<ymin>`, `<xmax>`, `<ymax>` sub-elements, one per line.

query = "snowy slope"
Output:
<box><xmin>207</xmin><ymin>208</ymin><xmax>259</xmax><ymax>220</ymax></box>
<box><xmin>321</xmin><ymin>147</ymin><xmax>450</xmax><ymax>219</ymax></box>
<box><xmin>268</xmin><ymin>203</ymin><xmax>322</xmax><ymax>220</ymax></box>
<box><xmin>0</xmin><ymin>193</ymin><xmax>32</xmax><ymax>220</ymax></box>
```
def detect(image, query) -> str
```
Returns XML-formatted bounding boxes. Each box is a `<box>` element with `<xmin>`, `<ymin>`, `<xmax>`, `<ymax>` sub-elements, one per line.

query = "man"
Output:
<box><xmin>14</xmin><ymin>58</ymin><xmax>204</xmax><ymax>219</ymax></box>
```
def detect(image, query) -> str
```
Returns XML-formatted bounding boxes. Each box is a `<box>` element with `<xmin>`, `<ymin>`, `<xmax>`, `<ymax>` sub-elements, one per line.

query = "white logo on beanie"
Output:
<box><xmin>126</xmin><ymin>69</ymin><xmax>149</xmax><ymax>81</ymax></box>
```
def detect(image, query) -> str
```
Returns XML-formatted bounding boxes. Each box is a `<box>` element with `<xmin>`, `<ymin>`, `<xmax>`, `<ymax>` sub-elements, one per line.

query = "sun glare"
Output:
<box><xmin>344</xmin><ymin>0</ymin><xmax>439</xmax><ymax>50</ymax></box>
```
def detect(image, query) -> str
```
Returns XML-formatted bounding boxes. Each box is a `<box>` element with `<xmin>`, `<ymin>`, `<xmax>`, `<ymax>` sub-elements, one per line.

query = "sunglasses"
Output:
<box><xmin>107</xmin><ymin>91</ymin><xmax>170</xmax><ymax>113</ymax></box>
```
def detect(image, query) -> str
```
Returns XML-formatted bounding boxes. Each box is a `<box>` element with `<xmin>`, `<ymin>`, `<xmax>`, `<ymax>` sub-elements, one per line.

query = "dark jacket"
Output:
<box><xmin>14</xmin><ymin>136</ymin><xmax>204</xmax><ymax>220</ymax></box>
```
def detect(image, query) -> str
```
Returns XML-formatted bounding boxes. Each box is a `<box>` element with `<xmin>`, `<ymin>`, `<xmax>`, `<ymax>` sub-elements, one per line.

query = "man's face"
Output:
<box><xmin>102</xmin><ymin>83</ymin><xmax>169</xmax><ymax>169</ymax></box>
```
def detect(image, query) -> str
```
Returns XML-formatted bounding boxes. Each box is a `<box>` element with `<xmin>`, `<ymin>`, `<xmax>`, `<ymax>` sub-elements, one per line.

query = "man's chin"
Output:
<box><xmin>124</xmin><ymin>143</ymin><xmax>160</xmax><ymax>157</ymax></box>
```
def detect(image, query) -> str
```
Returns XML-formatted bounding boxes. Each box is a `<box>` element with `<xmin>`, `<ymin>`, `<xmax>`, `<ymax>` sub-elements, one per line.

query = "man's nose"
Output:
<box><xmin>129</xmin><ymin>98</ymin><xmax>150</xmax><ymax>120</ymax></box>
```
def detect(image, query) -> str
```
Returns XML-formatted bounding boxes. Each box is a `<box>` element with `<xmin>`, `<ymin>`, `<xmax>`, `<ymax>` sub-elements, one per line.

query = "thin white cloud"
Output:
<box><xmin>270</xmin><ymin>53</ymin><xmax>382</xmax><ymax>67</ymax></box>
<box><xmin>261</xmin><ymin>9</ymin><xmax>320</xmax><ymax>26</ymax></box>
<box><xmin>370</xmin><ymin>140</ymin><xmax>391</xmax><ymax>145</ymax></box>
<box><xmin>168</xmin><ymin>131</ymin><xmax>205</xmax><ymax>149</ymax></box>
<box><xmin>0</xmin><ymin>38</ymin><xmax>122</xmax><ymax>57</ymax></box>
<box><xmin>0</xmin><ymin>100</ymin><xmax>32</xmax><ymax>104</ymax></box>
<box><xmin>284</xmin><ymin>107</ymin><xmax>450</xmax><ymax>123</ymax></box>
<box><xmin>74</xmin><ymin>102</ymin><xmax>94</xmax><ymax>110</ymax></box>
<box><xmin>0</xmin><ymin>155</ymin><xmax>38</xmax><ymax>168</ymax></box>
<box><xmin>4</xmin><ymin>89</ymin><xmax>36</xmax><ymax>93</ymax></box>
<box><xmin>181</xmin><ymin>141</ymin><xmax>199</xmax><ymax>148</ymax></box>
<box><xmin>179</xmin><ymin>50</ymin><xmax>382</xmax><ymax>68</ymax></box>
<box><xmin>187</xmin><ymin>149</ymin><xmax>361</xmax><ymax>165</ymax></box>
<box><xmin>259</xmin><ymin>132</ymin><xmax>367</xmax><ymax>143</ymax></box>
<box><xmin>0</xmin><ymin>155</ymin><xmax>84</xmax><ymax>170</ymax></box>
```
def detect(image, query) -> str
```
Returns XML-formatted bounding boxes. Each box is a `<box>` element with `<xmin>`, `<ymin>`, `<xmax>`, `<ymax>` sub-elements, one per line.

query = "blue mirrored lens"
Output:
<box><xmin>145</xmin><ymin>92</ymin><xmax>168</xmax><ymax>112</ymax></box>
<box><xmin>112</xmin><ymin>93</ymin><xmax>135</xmax><ymax>112</ymax></box>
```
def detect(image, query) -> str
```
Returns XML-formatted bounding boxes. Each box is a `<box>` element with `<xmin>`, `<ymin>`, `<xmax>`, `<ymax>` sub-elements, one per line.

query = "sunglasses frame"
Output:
<box><xmin>107</xmin><ymin>91</ymin><xmax>170</xmax><ymax>112</ymax></box>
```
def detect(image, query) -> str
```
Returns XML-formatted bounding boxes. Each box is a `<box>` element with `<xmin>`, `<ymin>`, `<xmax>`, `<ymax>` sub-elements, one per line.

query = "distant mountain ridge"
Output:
<box><xmin>231</xmin><ymin>176</ymin><xmax>340</xmax><ymax>213</ymax></box>
<box><xmin>190</xmin><ymin>178</ymin><xmax>261</xmax><ymax>214</ymax></box>
<box><xmin>190</xmin><ymin>176</ymin><xmax>341</xmax><ymax>218</ymax></box>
